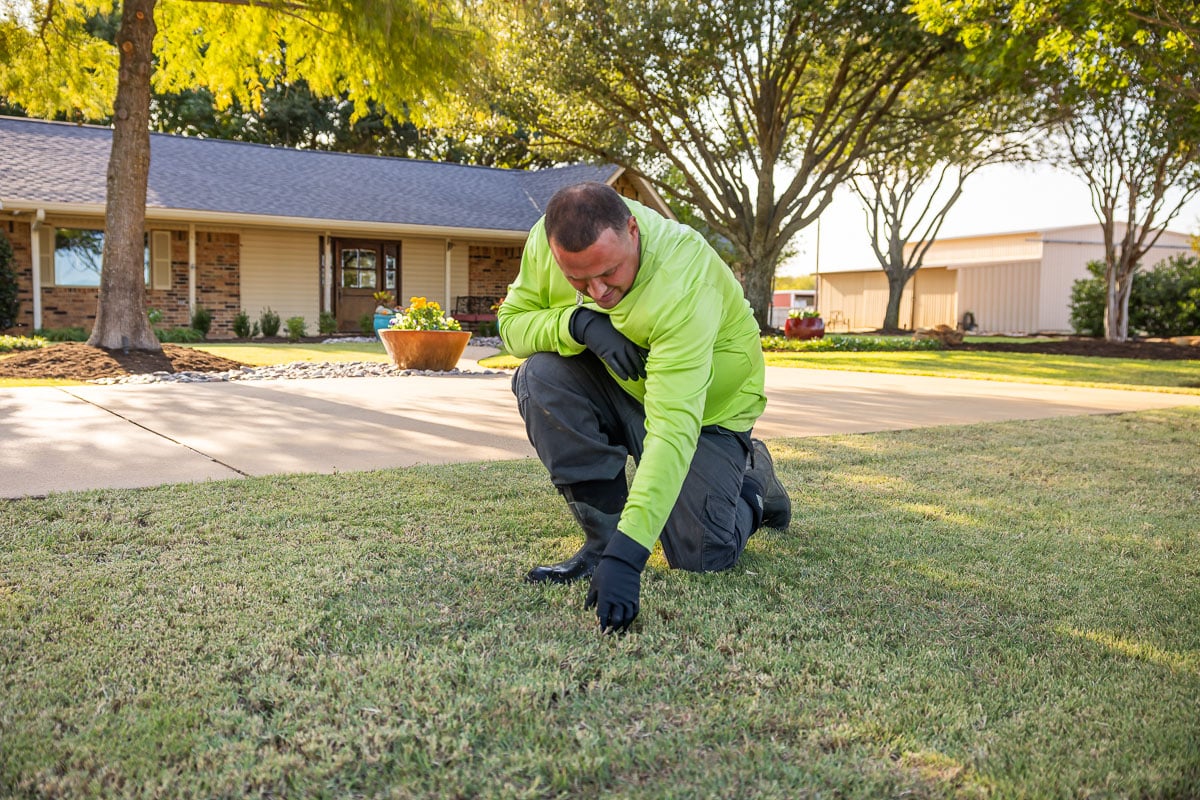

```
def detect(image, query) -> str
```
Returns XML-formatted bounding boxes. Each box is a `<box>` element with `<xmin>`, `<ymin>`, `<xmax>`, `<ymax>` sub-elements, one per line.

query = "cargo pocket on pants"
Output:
<box><xmin>700</xmin><ymin>491</ymin><xmax>740</xmax><ymax>573</ymax></box>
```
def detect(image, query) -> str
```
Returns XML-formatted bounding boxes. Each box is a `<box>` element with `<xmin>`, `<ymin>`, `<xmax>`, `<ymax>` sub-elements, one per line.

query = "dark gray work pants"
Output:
<box><xmin>512</xmin><ymin>351</ymin><xmax>755</xmax><ymax>573</ymax></box>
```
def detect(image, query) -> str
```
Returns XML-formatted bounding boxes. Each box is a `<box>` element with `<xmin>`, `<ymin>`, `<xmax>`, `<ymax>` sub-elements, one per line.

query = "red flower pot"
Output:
<box><xmin>784</xmin><ymin>316</ymin><xmax>825</xmax><ymax>340</ymax></box>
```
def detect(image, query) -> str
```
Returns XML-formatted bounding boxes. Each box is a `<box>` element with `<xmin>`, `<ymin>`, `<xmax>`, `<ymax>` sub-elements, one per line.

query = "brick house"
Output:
<box><xmin>0</xmin><ymin>116</ymin><xmax>672</xmax><ymax>338</ymax></box>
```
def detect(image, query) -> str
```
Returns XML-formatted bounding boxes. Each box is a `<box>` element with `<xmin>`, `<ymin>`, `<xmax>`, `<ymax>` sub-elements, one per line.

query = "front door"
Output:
<box><xmin>334</xmin><ymin>239</ymin><xmax>399</xmax><ymax>332</ymax></box>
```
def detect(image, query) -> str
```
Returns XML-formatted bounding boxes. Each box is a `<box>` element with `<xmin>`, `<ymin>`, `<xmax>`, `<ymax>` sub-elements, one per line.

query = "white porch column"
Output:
<box><xmin>323</xmin><ymin>233</ymin><xmax>333</xmax><ymax>312</ymax></box>
<box><xmin>187</xmin><ymin>224</ymin><xmax>197</xmax><ymax>312</ymax></box>
<box><xmin>444</xmin><ymin>239</ymin><xmax>453</xmax><ymax>309</ymax></box>
<box><xmin>30</xmin><ymin>210</ymin><xmax>45</xmax><ymax>330</ymax></box>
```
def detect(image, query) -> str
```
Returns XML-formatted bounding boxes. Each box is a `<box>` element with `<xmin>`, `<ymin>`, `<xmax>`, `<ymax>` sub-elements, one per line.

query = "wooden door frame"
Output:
<box><xmin>332</xmin><ymin>238</ymin><xmax>401</xmax><ymax>331</ymax></box>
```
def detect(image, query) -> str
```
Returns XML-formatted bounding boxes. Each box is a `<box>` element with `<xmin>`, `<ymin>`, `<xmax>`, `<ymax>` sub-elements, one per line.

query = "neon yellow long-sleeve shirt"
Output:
<box><xmin>498</xmin><ymin>199</ymin><xmax>767</xmax><ymax>551</ymax></box>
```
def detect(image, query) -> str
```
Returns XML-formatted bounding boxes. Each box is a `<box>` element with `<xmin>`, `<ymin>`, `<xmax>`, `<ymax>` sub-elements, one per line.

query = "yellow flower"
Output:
<box><xmin>388</xmin><ymin>297</ymin><xmax>462</xmax><ymax>331</ymax></box>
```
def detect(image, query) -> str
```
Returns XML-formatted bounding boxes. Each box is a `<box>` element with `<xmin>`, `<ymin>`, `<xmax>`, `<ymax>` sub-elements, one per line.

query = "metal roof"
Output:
<box><xmin>0</xmin><ymin>116</ymin><xmax>619</xmax><ymax>233</ymax></box>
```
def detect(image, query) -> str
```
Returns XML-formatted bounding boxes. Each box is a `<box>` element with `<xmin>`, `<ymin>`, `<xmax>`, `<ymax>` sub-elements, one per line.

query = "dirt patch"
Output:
<box><xmin>947</xmin><ymin>337</ymin><xmax>1200</xmax><ymax>361</ymax></box>
<box><xmin>0</xmin><ymin>342</ymin><xmax>248</xmax><ymax>380</ymax></box>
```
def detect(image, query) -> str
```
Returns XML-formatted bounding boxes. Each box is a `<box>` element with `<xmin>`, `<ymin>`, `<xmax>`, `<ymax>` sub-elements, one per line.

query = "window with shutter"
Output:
<box><xmin>49</xmin><ymin>227</ymin><xmax>154</xmax><ymax>286</ymax></box>
<box><xmin>151</xmin><ymin>231</ymin><xmax>172</xmax><ymax>290</ymax></box>
<box><xmin>38</xmin><ymin>227</ymin><xmax>54</xmax><ymax>287</ymax></box>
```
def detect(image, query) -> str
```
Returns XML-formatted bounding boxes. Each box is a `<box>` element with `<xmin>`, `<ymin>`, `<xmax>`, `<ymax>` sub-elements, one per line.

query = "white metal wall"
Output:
<box><xmin>910</xmin><ymin>267</ymin><xmax>957</xmax><ymax>329</ymax></box>
<box><xmin>819</xmin><ymin>270</ymin><xmax>913</xmax><ymax>330</ymax></box>
<box><xmin>240</xmin><ymin>230</ymin><xmax>321</xmax><ymax>327</ymax></box>
<box><xmin>954</xmin><ymin>260</ymin><xmax>1040</xmax><ymax>334</ymax></box>
<box><xmin>915</xmin><ymin>230</ymin><xmax>1042</xmax><ymax>266</ymax></box>
<box><xmin>1038</xmin><ymin>227</ymin><xmax>1195</xmax><ymax>332</ymax></box>
<box><xmin>1039</xmin><ymin>240</ymin><xmax>1105</xmax><ymax>332</ymax></box>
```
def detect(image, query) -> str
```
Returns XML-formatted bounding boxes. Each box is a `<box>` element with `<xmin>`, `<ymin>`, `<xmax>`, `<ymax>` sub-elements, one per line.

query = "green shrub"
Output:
<box><xmin>285</xmin><ymin>316</ymin><xmax>306</xmax><ymax>342</ymax></box>
<box><xmin>318</xmin><ymin>311</ymin><xmax>337</xmax><ymax>336</ymax></box>
<box><xmin>155</xmin><ymin>327</ymin><xmax>204</xmax><ymax>343</ymax></box>
<box><xmin>1069</xmin><ymin>261</ymin><xmax>1108</xmax><ymax>337</ymax></box>
<box><xmin>1071</xmin><ymin>256</ymin><xmax>1200</xmax><ymax>338</ymax></box>
<box><xmin>1130</xmin><ymin>254</ymin><xmax>1200</xmax><ymax>337</ymax></box>
<box><xmin>0</xmin><ymin>335</ymin><xmax>46</xmax><ymax>353</ymax></box>
<box><xmin>190</xmin><ymin>305</ymin><xmax>212</xmax><ymax>337</ymax></box>
<box><xmin>259</xmin><ymin>307</ymin><xmax>281</xmax><ymax>338</ymax></box>
<box><xmin>232</xmin><ymin>310</ymin><xmax>252</xmax><ymax>339</ymax></box>
<box><xmin>760</xmin><ymin>334</ymin><xmax>945</xmax><ymax>352</ymax></box>
<box><xmin>33</xmin><ymin>326</ymin><xmax>88</xmax><ymax>342</ymax></box>
<box><xmin>359</xmin><ymin>313</ymin><xmax>373</xmax><ymax>335</ymax></box>
<box><xmin>147</xmin><ymin>308</ymin><xmax>164</xmax><ymax>326</ymax></box>
<box><xmin>0</xmin><ymin>233</ymin><xmax>18</xmax><ymax>330</ymax></box>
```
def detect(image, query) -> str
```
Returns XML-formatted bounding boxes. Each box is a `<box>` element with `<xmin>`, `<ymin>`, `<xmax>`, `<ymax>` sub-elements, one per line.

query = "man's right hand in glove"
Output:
<box><xmin>585</xmin><ymin>532</ymin><xmax>650</xmax><ymax>634</ymax></box>
<box><xmin>570</xmin><ymin>308</ymin><xmax>648</xmax><ymax>381</ymax></box>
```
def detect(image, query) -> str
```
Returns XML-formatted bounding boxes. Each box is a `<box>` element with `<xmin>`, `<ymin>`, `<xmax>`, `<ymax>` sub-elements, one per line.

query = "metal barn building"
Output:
<box><xmin>817</xmin><ymin>224</ymin><xmax>1194</xmax><ymax>334</ymax></box>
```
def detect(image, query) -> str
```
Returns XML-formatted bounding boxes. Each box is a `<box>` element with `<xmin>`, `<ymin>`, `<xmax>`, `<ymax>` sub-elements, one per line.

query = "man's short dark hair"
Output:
<box><xmin>544</xmin><ymin>182</ymin><xmax>633</xmax><ymax>253</ymax></box>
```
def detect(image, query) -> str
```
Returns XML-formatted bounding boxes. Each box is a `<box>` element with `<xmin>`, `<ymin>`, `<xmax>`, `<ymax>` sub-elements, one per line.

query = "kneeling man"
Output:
<box><xmin>498</xmin><ymin>182</ymin><xmax>790</xmax><ymax>633</ymax></box>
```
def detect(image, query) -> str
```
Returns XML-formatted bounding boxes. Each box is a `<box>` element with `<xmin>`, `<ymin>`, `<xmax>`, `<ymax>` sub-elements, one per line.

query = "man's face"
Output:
<box><xmin>550</xmin><ymin>216</ymin><xmax>640</xmax><ymax>309</ymax></box>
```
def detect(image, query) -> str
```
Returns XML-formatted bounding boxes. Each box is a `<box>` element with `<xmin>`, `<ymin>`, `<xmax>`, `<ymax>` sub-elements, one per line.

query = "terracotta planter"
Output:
<box><xmin>784</xmin><ymin>316</ymin><xmax>825</xmax><ymax>340</ymax></box>
<box><xmin>378</xmin><ymin>328</ymin><xmax>472</xmax><ymax>370</ymax></box>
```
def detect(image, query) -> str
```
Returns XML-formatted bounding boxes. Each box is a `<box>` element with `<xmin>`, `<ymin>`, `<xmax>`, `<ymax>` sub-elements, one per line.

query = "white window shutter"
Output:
<box><xmin>151</xmin><ymin>230</ymin><xmax>172</xmax><ymax>290</ymax></box>
<box><xmin>39</xmin><ymin>227</ymin><xmax>54</xmax><ymax>286</ymax></box>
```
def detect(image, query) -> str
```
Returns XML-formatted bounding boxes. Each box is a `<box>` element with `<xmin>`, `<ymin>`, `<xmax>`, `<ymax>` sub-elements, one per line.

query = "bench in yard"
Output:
<box><xmin>453</xmin><ymin>296</ymin><xmax>500</xmax><ymax>331</ymax></box>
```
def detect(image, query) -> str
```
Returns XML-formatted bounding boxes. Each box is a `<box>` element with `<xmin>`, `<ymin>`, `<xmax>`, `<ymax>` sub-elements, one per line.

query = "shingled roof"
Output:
<box><xmin>0</xmin><ymin>116</ymin><xmax>620</xmax><ymax>233</ymax></box>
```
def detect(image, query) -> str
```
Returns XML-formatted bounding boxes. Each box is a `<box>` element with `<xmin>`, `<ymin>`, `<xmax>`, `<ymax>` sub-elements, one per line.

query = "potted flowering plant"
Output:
<box><xmin>784</xmin><ymin>307</ymin><xmax>825</xmax><ymax>340</ymax></box>
<box><xmin>372</xmin><ymin>291</ymin><xmax>397</xmax><ymax>334</ymax></box>
<box><xmin>378</xmin><ymin>297</ymin><xmax>472</xmax><ymax>370</ymax></box>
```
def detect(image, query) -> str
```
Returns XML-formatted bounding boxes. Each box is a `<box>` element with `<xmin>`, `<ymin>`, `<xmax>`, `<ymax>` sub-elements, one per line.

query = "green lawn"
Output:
<box><xmin>763</xmin><ymin>350</ymin><xmax>1200</xmax><ymax>393</ymax></box>
<box><xmin>3</xmin><ymin>408</ymin><xmax>1198</xmax><ymax>797</ymax></box>
<box><xmin>480</xmin><ymin>347</ymin><xmax>1200</xmax><ymax>394</ymax></box>
<box><xmin>3</xmin><ymin>338</ymin><xmax>1197</xmax><ymax>393</ymax></box>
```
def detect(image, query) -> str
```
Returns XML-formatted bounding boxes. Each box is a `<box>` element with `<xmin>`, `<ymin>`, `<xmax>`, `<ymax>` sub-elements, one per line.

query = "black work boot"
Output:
<box><xmin>525</xmin><ymin>500</ymin><xmax>621</xmax><ymax>584</ymax></box>
<box><xmin>745</xmin><ymin>439</ymin><xmax>791</xmax><ymax>529</ymax></box>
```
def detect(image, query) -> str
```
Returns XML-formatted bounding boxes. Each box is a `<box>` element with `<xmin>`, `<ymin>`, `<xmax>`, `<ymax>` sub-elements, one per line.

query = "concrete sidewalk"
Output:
<box><xmin>3</xmin><ymin>357</ymin><xmax>1198</xmax><ymax>498</ymax></box>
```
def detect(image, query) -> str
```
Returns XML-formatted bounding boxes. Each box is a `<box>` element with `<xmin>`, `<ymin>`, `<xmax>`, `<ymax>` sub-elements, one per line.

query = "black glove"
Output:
<box><xmin>570</xmin><ymin>308</ymin><xmax>649</xmax><ymax>381</ymax></box>
<box><xmin>585</xmin><ymin>531</ymin><xmax>650</xmax><ymax>634</ymax></box>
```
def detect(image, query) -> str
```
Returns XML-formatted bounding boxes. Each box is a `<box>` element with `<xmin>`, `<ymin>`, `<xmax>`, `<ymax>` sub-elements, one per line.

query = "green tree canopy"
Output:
<box><xmin>476</xmin><ymin>0</ymin><xmax>956</xmax><ymax>329</ymax></box>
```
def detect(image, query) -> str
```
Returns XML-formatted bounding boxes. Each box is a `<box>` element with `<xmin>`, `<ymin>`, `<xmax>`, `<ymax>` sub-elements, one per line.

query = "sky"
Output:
<box><xmin>778</xmin><ymin>162</ymin><xmax>1200</xmax><ymax>276</ymax></box>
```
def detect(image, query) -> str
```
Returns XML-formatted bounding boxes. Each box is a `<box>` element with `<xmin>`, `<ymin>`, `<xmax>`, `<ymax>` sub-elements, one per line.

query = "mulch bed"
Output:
<box><xmin>946</xmin><ymin>338</ymin><xmax>1200</xmax><ymax>361</ymax></box>
<box><xmin>0</xmin><ymin>342</ymin><xmax>247</xmax><ymax>380</ymax></box>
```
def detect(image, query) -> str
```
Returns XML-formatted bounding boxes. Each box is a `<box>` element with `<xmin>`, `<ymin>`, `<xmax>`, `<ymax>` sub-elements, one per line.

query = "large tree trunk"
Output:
<box><xmin>882</xmin><ymin>268</ymin><xmax>907</xmax><ymax>333</ymax></box>
<box><xmin>1105</xmin><ymin>265</ymin><xmax>1134</xmax><ymax>343</ymax></box>
<box><xmin>741</xmin><ymin>259</ymin><xmax>775</xmax><ymax>333</ymax></box>
<box><xmin>87</xmin><ymin>0</ymin><xmax>161</xmax><ymax>351</ymax></box>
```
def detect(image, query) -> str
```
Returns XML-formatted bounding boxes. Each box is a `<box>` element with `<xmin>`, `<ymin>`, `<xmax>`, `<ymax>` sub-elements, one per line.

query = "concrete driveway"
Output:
<box><xmin>3</xmin><ymin>359</ymin><xmax>1198</xmax><ymax>498</ymax></box>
